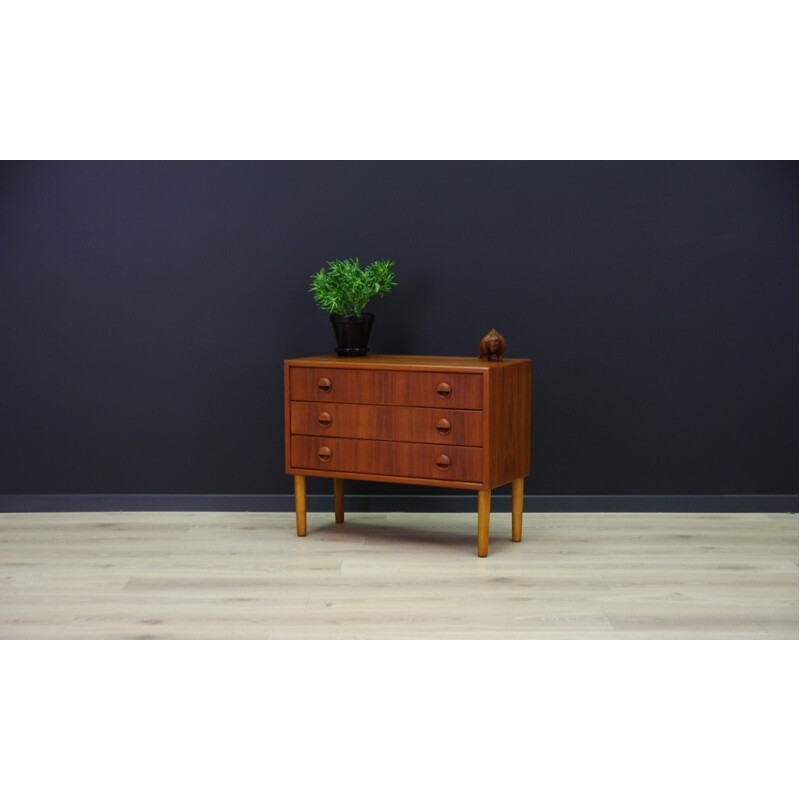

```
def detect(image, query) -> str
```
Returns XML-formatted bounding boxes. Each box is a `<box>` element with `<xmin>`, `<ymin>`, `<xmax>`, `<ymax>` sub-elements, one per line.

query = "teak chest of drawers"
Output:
<box><xmin>284</xmin><ymin>354</ymin><xmax>531</xmax><ymax>557</ymax></box>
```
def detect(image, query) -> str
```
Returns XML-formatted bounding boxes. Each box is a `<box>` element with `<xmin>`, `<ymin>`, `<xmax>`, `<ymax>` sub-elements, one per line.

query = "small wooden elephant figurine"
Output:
<box><xmin>478</xmin><ymin>328</ymin><xmax>506</xmax><ymax>361</ymax></box>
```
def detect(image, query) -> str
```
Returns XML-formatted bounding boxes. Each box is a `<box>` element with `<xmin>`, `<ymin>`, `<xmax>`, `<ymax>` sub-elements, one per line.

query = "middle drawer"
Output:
<box><xmin>290</xmin><ymin>401</ymin><xmax>483</xmax><ymax>446</ymax></box>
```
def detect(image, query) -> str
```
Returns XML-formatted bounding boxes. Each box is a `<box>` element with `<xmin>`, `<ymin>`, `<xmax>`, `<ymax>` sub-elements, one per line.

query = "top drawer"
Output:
<box><xmin>289</xmin><ymin>367</ymin><xmax>483</xmax><ymax>410</ymax></box>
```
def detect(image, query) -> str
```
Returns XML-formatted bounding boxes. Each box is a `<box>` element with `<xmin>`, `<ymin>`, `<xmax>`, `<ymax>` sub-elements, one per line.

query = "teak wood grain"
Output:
<box><xmin>284</xmin><ymin>354</ymin><xmax>531</xmax><ymax>556</ymax></box>
<box><xmin>290</xmin><ymin>401</ymin><xmax>483</xmax><ymax>446</ymax></box>
<box><xmin>286</xmin><ymin>354</ymin><xmax>521</xmax><ymax>370</ymax></box>
<box><xmin>485</xmin><ymin>358</ymin><xmax>531</xmax><ymax>488</ymax></box>
<box><xmin>289</xmin><ymin>366</ymin><xmax>483</xmax><ymax>410</ymax></box>
<box><xmin>291</xmin><ymin>436</ymin><xmax>483</xmax><ymax>484</ymax></box>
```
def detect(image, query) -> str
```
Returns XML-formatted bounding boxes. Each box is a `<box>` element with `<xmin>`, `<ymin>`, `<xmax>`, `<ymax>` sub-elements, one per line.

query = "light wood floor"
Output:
<box><xmin>0</xmin><ymin>511</ymin><xmax>796</xmax><ymax>639</ymax></box>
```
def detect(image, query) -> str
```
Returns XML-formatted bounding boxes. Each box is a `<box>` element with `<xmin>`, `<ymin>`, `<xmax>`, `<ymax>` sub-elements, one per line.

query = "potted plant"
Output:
<box><xmin>309</xmin><ymin>257</ymin><xmax>397</xmax><ymax>356</ymax></box>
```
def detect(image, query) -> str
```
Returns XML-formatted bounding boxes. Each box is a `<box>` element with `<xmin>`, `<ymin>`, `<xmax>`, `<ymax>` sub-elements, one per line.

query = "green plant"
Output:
<box><xmin>309</xmin><ymin>258</ymin><xmax>397</xmax><ymax>316</ymax></box>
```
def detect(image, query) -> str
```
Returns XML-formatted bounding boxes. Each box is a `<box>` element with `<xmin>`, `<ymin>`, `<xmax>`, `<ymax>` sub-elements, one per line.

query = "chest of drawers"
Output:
<box><xmin>284</xmin><ymin>354</ymin><xmax>531</xmax><ymax>557</ymax></box>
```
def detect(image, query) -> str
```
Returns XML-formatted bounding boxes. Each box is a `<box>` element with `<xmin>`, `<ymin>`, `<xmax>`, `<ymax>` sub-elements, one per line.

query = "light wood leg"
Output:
<box><xmin>294</xmin><ymin>475</ymin><xmax>307</xmax><ymax>537</ymax></box>
<box><xmin>477</xmin><ymin>489</ymin><xmax>491</xmax><ymax>557</ymax></box>
<box><xmin>512</xmin><ymin>477</ymin><xmax>524</xmax><ymax>542</ymax></box>
<box><xmin>333</xmin><ymin>478</ymin><xmax>344</xmax><ymax>524</ymax></box>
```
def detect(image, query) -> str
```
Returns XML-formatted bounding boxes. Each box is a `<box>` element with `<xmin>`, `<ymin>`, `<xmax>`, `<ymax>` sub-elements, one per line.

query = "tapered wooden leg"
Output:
<box><xmin>333</xmin><ymin>478</ymin><xmax>344</xmax><ymax>524</ymax></box>
<box><xmin>294</xmin><ymin>475</ymin><xmax>307</xmax><ymax>537</ymax></box>
<box><xmin>512</xmin><ymin>477</ymin><xmax>524</xmax><ymax>542</ymax></box>
<box><xmin>477</xmin><ymin>489</ymin><xmax>491</xmax><ymax>557</ymax></box>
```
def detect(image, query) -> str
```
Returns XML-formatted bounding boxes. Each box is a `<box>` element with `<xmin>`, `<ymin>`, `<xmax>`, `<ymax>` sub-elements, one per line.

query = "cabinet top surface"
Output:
<box><xmin>284</xmin><ymin>354</ymin><xmax>530</xmax><ymax>372</ymax></box>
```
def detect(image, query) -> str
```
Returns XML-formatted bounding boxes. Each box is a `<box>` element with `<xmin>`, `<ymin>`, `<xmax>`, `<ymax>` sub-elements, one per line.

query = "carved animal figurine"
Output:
<box><xmin>478</xmin><ymin>328</ymin><xmax>506</xmax><ymax>361</ymax></box>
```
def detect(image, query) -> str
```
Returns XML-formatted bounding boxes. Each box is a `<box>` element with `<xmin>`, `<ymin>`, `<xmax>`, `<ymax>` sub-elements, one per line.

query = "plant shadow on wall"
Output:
<box><xmin>309</xmin><ymin>258</ymin><xmax>396</xmax><ymax>356</ymax></box>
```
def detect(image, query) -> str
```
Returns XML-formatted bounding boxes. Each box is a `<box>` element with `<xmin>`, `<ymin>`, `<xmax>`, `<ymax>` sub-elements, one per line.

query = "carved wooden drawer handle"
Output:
<box><xmin>436</xmin><ymin>382</ymin><xmax>452</xmax><ymax>399</ymax></box>
<box><xmin>435</xmin><ymin>454</ymin><xmax>451</xmax><ymax>471</ymax></box>
<box><xmin>317</xmin><ymin>411</ymin><xmax>332</xmax><ymax>428</ymax></box>
<box><xmin>435</xmin><ymin>418</ymin><xmax>451</xmax><ymax>435</ymax></box>
<box><xmin>318</xmin><ymin>377</ymin><xmax>332</xmax><ymax>393</ymax></box>
<box><xmin>317</xmin><ymin>446</ymin><xmax>332</xmax><ymax>462</ymax></box>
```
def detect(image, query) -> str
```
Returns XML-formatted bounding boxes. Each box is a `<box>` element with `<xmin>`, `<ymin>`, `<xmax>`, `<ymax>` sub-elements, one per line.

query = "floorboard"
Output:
<box><xmin>0</xmin><ymin>511</ymin><xmax>796</xmax><ymax>639</ymax></box>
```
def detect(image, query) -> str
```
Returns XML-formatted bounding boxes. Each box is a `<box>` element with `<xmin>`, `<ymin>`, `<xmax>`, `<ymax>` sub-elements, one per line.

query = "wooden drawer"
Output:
<box><xmin>290</xmin><ymin>435</ymin><xmax>483</xmax><ymax>484</ymax></box>
<box><xmin>290</xmin><ymin>401</ymin><xmax>483</xmax><ymax>446</ymax></box>
<box><xmin>289</xmin><ymin>366</ymin><xmax>483</xmax><ymax>410</ymax></box>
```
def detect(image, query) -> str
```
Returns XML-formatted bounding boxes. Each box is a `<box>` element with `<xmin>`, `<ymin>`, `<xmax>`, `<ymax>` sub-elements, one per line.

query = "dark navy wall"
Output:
<box><xmin>0</xmin><ymin>161</ymin><xmax>797</xmax><ymax>501</ymax></box>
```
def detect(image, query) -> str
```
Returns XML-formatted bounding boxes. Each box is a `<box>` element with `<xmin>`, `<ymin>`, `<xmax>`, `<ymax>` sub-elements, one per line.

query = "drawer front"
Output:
<box><xmin>290</xmin><ymin>401</ymin><xmax>483</xmax><ymax>446</ymax></box>
<box><xmin>290</xmin><ymin>435</ymin><xmax>483</xmax><ymax>484</ymax></box>
<box><xmin>289</xmin><ymin>366</ymin><xmax>483</xmax><ymax>410</ymax></box>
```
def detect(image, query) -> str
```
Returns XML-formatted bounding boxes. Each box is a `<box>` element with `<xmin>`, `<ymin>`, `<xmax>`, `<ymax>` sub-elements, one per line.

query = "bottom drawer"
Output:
<box><xmin>290</xmin><ymin>436</ymin><xmax>483</xmax><ymax>484</ymax></box>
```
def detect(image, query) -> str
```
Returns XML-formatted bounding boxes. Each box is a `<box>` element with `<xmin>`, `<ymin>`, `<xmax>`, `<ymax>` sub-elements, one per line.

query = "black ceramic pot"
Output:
<box><xmin>330</xmin><ymin>313</ymin><xmax>374</xmax><ymax>356</ymax></box>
